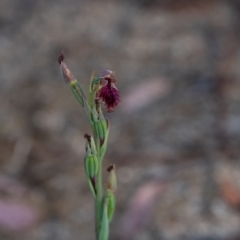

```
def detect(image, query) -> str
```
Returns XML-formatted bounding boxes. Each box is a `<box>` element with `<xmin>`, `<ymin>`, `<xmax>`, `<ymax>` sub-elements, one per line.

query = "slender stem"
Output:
<box><xmin>96</xmin><ymin>162</ymin><xmax>103</xmax><ymax>236</ymax></box>
<box><xmin>95</xmin><ymin>130</ymin><xmax>104</xmax><ymax>239</ymax></box>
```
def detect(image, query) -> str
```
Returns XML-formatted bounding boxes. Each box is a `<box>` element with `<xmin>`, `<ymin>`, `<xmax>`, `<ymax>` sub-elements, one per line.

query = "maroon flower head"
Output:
<box><xmin>97</xmin><ymin>70</ymin><xmax>120</xmax><ymax>112</ymax></box>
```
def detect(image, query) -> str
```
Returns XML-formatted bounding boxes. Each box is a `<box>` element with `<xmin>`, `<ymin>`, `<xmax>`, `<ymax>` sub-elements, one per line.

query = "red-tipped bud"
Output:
<box><xmin>107</xmin><ymin>164</ymin><xmax>117</xmax><ymax>193</ymax></box>
<box><xmin>58</xmin><ymin>53</ymin><xmax>76</xmax><ymax>84</ymax></box>
<box><xmin>58</xmin><ymin>52</ymin><xmax>65</xmax><ymax>64</ymax></box>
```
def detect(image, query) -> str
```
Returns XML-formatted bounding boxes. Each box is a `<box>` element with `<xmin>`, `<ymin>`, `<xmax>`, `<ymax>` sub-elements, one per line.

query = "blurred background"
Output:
<box><xmin>1</xmin><ymin>0</ymin><xmax>240</xmax><ymax>239</ymax></box>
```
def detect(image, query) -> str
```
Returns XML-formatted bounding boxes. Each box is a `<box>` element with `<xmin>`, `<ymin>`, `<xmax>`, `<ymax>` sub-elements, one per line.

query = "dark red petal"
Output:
<box><xmin>98</xmin><ymin>83</ymin><xmax>120</xmax><ymax>112</ymax></box>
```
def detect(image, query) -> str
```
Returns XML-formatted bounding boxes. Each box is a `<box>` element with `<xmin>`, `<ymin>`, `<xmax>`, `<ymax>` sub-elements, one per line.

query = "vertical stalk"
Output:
<box><xmin>95</xmin><ymin>163</ymin><xmax>102</xmax><ymax>237</ymax></box>
<box><xmin>59</xmin><ymin>56</ymin><xmax>119</xmax><ymax>240</ymax></box>
<box><xmin>95</xmin><ymin>129</ymin><xmax>104</xmax><ymax>239</ymax></box>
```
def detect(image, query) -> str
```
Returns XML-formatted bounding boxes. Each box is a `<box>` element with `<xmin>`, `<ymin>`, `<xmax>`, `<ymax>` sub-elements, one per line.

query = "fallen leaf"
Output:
<box><xmin>121</xmin><ymin>78</ymin><xmax>171</xmax><ymax>113</ymax></box>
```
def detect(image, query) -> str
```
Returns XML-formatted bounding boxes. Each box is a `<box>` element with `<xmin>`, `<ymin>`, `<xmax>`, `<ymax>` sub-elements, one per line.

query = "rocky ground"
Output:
<box><xmin>1</xmin><ymin>0</ymin><xmax>240</xmax><ymax>239</ymax></box>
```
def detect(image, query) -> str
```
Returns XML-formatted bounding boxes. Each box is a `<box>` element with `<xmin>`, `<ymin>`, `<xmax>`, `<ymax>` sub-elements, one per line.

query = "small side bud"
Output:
<box><xmin>94</xmin><ymin>117</ymin><xmax>109</xmax><ymax>147</ymax></box>
<box><xmin>84</xmin><ymin>134</ymin><xmax>99</xmax><ymax>178</ymax></box>
<box><xmin>92</xmin><ymin>117</ymin><xmax>110</xmax><ymax>161</ymax></box>
<box><xmin>59</xmin><ymin>59</ymin><xmax>76</xmax><ymax>85</ymax></box>
<box><xmin>84</xmin><ymin>155</ymin><xmax>99</xmax><ymax>179</ymax></box>
<box><xmin>107</xmin><ymin>164</ymin><xmax>117</xmax><ymax>193</ymax></box>
<box><xmin>84</xmin><ymin>133</ymin><xmax>97</xmax><ymax>155</ymax></box>
<box><xmin>106</xmin><ymin>190</ymin><xmax>116</xmax><ymax>223</ymax></box>
<box><xmin>58</xmin><ymin>53</ymin><xmax>87</xmax><ymax>108</ymax></box>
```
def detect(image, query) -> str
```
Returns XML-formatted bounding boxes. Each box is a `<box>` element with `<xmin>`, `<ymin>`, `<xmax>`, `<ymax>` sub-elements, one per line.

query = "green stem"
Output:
<box><xmin>95</xmin><ymin>129</ymin><xmax>104</xmax><ymax>239</ymax></box>
<box><xmin>95</xmin><ymin>162</ymin><xmax>103</xmax><ymax>237</ymax></box>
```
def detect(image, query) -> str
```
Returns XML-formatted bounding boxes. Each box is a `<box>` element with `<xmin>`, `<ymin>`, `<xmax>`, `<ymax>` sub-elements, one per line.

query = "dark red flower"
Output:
<box><xmin>97</xmin><ymin>70</ymin><xmax>120</xmax><ymax>112</ymax></box>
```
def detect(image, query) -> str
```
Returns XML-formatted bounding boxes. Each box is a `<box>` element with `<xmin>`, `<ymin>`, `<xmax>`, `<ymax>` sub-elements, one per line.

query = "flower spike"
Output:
<box><xmin>58</xmin><ymin>54</ymin><xmax>119</xmax><ymax>239</ymax></box>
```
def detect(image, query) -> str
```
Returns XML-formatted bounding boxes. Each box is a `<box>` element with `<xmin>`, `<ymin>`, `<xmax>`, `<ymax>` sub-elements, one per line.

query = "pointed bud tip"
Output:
<box><xmin>84</xmin><ymin>133</ymin><xmax>91</xmax><ymax>142</ymax></box>
<box><xmin>107</xmin><ymin>164</ymin><xmax>117</xmax><ymax>192</ymax></box>
<box><xmin>107</xmin><ymin>164</ymin><xmax>115</xmax><ymax>172</ymax></box>
<box><xmin>58</xmin><ymin>52</ymin><xmax>65</xmax><ymax>64</ymax></box>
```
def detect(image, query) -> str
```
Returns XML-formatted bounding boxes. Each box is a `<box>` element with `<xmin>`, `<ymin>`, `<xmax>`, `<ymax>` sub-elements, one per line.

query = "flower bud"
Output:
<box><xmin>93</xmin><ymin>117</ymin><xmax>109</xmax><ymax>160</ymax></box>
<box><xmin>84</xmin><ymin>134</ymin><xmax>99</xmax><ymax>179</ymax></box>
<box><xmin>84</xmin><ymin>134</ymin><xmax>97</xmax><ymax>155</ymax></box>
<box><xmin>58</xmin><ymin>53</ymin><xmax>86</xmax><ymax>107</ymax></box>
<box><xmin>107</xmin><ymin>164</ymin><xmax>117</xmax><ymax>193</ymax></box>
<box><xmin>106</xmin><ymin>190</ymin><xmax>116</xmax><ymax>223</ymax></box>
<box><xmin>58</xmin><ymin>53</ymin><xmax>76</xmax><ymax>84</ymax></box>
<box><xmin>84</xmin><ymin>155</ymin><xmax>99</xmax><ymax>179</ymax></box>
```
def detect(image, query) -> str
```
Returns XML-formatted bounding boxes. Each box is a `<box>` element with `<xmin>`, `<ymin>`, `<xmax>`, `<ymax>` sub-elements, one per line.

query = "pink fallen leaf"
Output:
<box><xmin>121</xmin><ymin>78</ymin><xmax>171</xmax><ymax>113</ymax></box>
<box><xmin>0</xmin><ymin>200</ymin><xmax>38</xmax><ymax>232</ymax></box>
<box><xmin>118</xmin><ymin>181</ymin><xmax>166</xmax><ymax>239</ymax></box>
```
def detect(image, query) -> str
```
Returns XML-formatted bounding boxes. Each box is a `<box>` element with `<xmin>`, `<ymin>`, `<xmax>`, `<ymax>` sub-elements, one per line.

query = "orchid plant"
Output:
<box><xmin>58</xmin><ymin>53</ymin><xmax>119</xmax><ymax>240</ymax></box>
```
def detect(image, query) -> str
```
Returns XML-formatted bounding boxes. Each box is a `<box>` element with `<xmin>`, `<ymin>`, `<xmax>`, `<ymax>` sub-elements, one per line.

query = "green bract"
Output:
<box><xmin>106</xmin><ymin>190</ymin><xmax>116</xmax><ymax>223</ymax></box>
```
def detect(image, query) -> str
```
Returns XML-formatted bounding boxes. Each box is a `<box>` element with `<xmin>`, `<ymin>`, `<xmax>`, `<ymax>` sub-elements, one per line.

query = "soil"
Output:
<box><xmin>1</xmin><ymin>1</ymin><xmax>240</xmax><ymax>240</ymax></box>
